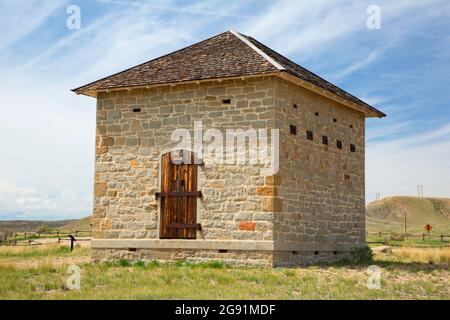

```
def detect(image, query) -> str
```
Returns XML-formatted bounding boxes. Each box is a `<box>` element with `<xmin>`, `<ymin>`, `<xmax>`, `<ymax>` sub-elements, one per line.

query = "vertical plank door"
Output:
<box><xmin>159</xmin><ymin>152</ymin><xmax>198</xmax><ymax>239</ymax></box>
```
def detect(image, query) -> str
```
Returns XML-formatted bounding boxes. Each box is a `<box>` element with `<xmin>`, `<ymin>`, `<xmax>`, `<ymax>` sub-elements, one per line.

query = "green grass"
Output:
<box><xmin>0</xmin><ymin>244</ymin><xmax>89</xmax><ymax>259</ymax></box>
<box><xmin>0</xmin><ymin>245</ymin><xmax>449</xmax><ymax>300</ymax></box>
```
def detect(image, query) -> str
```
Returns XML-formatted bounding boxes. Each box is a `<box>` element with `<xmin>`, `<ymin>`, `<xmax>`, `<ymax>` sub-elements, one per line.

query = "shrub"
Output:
<box><xmin>35</xmin><ymin>224</ymin><xmax>50</xmax><ymax>234</ymax></box>
<box><xmin>117</xmin><ymin>259</ymin><xmax>131</xmax><ymax>267</ymax></box>
<box><xmin>352</xmin><ymin>245</ymin><xmax>374</xmax><ymax>264</ymax></box>
<box><xmin>134</xmin><ymin>260</ymin><xmax>146</xmax><ymax>267</ymax></box>
<box><xmin>390</xmin><ymin>233</ymin><xmax>405</xmax><ymax>241</ymax></box>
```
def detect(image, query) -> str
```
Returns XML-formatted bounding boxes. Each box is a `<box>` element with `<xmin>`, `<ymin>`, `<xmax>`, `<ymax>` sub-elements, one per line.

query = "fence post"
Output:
<box><xmin>69</xmin><ymin>235</ymin><xmax>76</xmax><ymax>252</ymax></box>
<box><xmin>441</xmin><ymin>234</ymin><xmax>444</xmax><ymax>242</ymax></box>
<box><xmin>56</xmin><ymin>231</ymin><xmax>59</xmax><ymax>238</ymax></box>
<box><xmin>422</xmin><ymin>233</ymin><xmax>425</xmax><ymax>241</ymax></box>
<box><xmin>379</xmin><ymin>232</ymin><xmax>382</xmax><ymax>238</ymax></box>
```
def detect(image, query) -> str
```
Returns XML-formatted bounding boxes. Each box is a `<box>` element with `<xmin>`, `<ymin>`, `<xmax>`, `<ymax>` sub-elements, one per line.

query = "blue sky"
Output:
<box><xmin>0</xmin><ymin>0</ymin><xmax>449</xmax><ymax>220</ymax></box>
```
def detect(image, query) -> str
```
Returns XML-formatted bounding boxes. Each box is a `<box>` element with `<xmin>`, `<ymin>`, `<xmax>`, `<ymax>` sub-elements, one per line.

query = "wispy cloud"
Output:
<box><xmin>0</xmin><ymin>0</ymin><xmax>65</xmax><ymax>52</ymax></box>
<box><xmin>332</xmin><ymin>52</ymin><xmax>379</xmax><ymax>80</ymax></box>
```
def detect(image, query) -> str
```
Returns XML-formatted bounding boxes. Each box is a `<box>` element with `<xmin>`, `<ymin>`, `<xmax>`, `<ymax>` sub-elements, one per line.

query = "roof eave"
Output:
<box><xmin>71</xmin><ymin>72</ymin><xmax>281</xmax><ymax>98</ymax></box>
<box><xmin>277</xmin><ymin>71</ymin><xmax>385</xmax><ymax>118</ymax></box>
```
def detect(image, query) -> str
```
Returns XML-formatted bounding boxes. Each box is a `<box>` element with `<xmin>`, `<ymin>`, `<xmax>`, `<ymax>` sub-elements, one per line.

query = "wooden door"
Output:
<box><xmin>159</xmin><ymin>151</ymin><xmax>199</xmax><ymax>239</ymax></box>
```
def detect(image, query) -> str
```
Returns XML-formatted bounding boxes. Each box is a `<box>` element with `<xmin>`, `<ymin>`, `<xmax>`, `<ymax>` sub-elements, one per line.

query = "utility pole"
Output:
<box><xmin>416</xmin><ymin>184</ymin><xmax>424</xmax><ymax>197</ymax></box>
<box><xmin>404</xmin><ymin>211</ymin><xmax>407</xmax><ymax>235</ymax></box>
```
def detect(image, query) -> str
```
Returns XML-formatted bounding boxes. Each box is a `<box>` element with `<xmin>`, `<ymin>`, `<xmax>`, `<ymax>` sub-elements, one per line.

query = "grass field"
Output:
<box><xmin>0</xmin><ymin>244</ymin><xmax>449</xmax><ymax>300</ymax></box>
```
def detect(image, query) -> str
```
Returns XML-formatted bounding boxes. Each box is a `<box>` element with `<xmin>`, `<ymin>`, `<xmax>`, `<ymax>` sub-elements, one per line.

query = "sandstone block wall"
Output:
<box><xmin>273</xmin><ymin>77</ymin><xmax>365</xmax><ymax>249</ymax></box>
<box><xmin>93</xmin><ymin>76</ymin><xmax>277</xmax><ymax>242</ymax></box>
<box><xmin>91</xmin><ymin>75</ymin><xmax>366</xmax><ymax>266</ymax></box>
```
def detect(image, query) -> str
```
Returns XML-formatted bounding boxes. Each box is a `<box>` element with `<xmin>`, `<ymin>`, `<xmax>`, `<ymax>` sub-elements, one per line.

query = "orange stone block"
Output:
<box><xmin>256</xmin><ymin>186</ymin><xmax>277</xmax><ymax>196</ymax></box>
<box><xmin>130</xmin><ymin>159</ymin><xmax>139</xmax><ymax>168</ymax></box>
<box><xmin>238</xmin><ymin>221</ymin><xmax>256</xmax><ymax>231</ymax></box>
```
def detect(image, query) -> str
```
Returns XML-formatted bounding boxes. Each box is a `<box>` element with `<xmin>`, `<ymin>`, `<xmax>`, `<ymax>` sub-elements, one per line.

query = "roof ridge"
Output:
<box><xmin>229</xmin><ymin>30</ymin><xmax>285</xmax><ymax>71</ymax></box>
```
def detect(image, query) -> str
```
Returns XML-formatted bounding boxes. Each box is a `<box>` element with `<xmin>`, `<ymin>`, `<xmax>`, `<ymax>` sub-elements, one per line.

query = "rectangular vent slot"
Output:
<box><xmin>290</xmin><ymin>125</ymin><xmax>297</xmax><ymax>135</ymax></box>
<box><xmin>132</xmin><ymin>108</ymin><xmax>141</xmax><ymax>113</ymax></box>
<box><xmin>222</xmin><ymin>99</ymin><xmax>231</xmax><ymax>104</ymax></box>
<box><xmin>337</xmin><ymin>140</ymin><xmax>342</xmax><ymax>149</ymax></box>
<box><xmin>307</xmin><ymin>130</ymin><xmax>313</xmax><ymax>140</ymax></box>
<box><xmin>322</xmin><ymin>136</ymin><xmax>328</xmax><ymax>145</ymax></box>
<box><xmin>350</xmin><ymin>144</ymin><xmax>356</xmax><ymax>152</ymax></box>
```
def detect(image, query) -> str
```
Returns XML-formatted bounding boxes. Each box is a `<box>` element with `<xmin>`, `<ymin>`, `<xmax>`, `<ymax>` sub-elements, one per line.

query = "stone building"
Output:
<box><xmin>73</xmin><ymin>30</ymin><xmax>385</xmax><ymax>266</ymax></box>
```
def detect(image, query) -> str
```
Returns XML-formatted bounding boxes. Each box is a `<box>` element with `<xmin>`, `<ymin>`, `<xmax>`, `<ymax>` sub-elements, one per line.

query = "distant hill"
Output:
<box><xmin>60</xmin><ymin>216</ymin><xmax>91</xmax><ymax>232</ymax></box>
<box><xmin>0</xmin><ymin>216</ymin><xmax>91</xmax><ymax>233</ymax></box>
<box><xmin>0</xmin><ymin>219</ymin><xmax>76</xmax><ymax>233</ymax></box>
<box><xmin>366</xmin><ymin>196</ymin><xmax>450</xmax><ymax>234</ymax></box>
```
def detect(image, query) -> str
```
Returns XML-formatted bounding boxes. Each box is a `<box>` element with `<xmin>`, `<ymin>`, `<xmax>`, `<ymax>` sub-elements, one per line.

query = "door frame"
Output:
<box><xmin>158</xmin><ymin>150</ymin><xmax>200</xmax><ymax>239</ymax></box>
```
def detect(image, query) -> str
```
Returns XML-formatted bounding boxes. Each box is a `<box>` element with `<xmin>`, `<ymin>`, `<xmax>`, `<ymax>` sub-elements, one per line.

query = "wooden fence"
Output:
<box><xmin>366</xmin><ymin>231</ymin><xmax>450</xmax><ymax>243</ymax></box>
<box><xmin>0</xmin><ymin>229</ymin><xmax>91</xmax><ymax>247</ymax></box>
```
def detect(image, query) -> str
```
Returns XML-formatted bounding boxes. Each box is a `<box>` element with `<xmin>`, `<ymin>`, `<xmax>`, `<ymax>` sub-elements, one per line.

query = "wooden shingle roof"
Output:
<box><xmin>73</xmin><ymin>30</ymin><xmax>385</xmax><ymax>118</ymax></box>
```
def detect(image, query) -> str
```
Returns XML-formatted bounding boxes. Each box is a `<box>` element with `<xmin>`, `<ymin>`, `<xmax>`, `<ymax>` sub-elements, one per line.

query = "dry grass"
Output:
<box><xmin>0</xmin><ymin>244</ymin><xmax>449</xmax><ymax>300</ymax></box>
<box><xmin>376</xmin><ymin>247</ymin><xmax>450</xmax><ymax>265</ymax></box>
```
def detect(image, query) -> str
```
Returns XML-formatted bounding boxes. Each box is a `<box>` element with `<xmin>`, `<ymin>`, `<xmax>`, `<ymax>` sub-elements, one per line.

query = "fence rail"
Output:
<box><xmin>366</xmin><ymin>231</ymin><xmax>450</xmax><ymax>243</ymax></box>
<box><xmin>0</xmin><ymin>229</ymin><xmax>92</xmax><ymax>247</ymax></box>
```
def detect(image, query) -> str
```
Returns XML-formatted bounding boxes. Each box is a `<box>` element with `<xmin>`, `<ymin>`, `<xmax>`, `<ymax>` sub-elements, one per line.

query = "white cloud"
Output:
<box><xmin>367</xmin><ymin>125</ymin><xmax>450</xmax><ymax>202</ymax></box>
<box><xmin>0</xmin><ymin>180</ymin><xmax>90</xmax><ymax>220</ymax></box>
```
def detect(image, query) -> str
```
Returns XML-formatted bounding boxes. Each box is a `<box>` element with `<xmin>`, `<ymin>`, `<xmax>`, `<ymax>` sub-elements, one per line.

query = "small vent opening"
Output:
<box><xmin>222</xmin><ymin>99</ymin><xmax>231</xmax><ymax>104</ymax></box>
<box><xmin>293</xmin><ymin>103</ymin><xmax>298</xmax><ymax>109</ymax></box>
<box><xmin>132</xmin><ymin>108</ymin><xmax>141</xmax><ymax>113</ymax></box>
<box><xmin>315</xmin><ymin>112</ymin><xmax>319</xmax><ymax>116</ymax></box>
<box><xmin>350</xmin><ymin>144</ymin><xmax>356</xmax><ymax>152</ymax></box>
<box><xmin>322</xmin><ymin>136</ymin><xmax>328</xmax><ymax>145</ymax></box>
<box><xmin>307</xmin><ymin>130</ymin><xmax>314</xmax><ymax>141</ymax></box>
<box><xmin>218</xmin><ymin>249</ymin><xmax>228</xmax><ymax>253</ymax></box>
<box><xmin>337</xmin><ymin>140</ymin><xmax>343</xmax><ymax>149</ymax></box>
<box><xmin>128</xmin><ymin>248</ymin><xmax>137</xmax><ymax>252</ymax></box>
<box><xmin>290</xmin><ymin>125</ymin><xmax>297</xmax><ymax>135</ymax></box>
